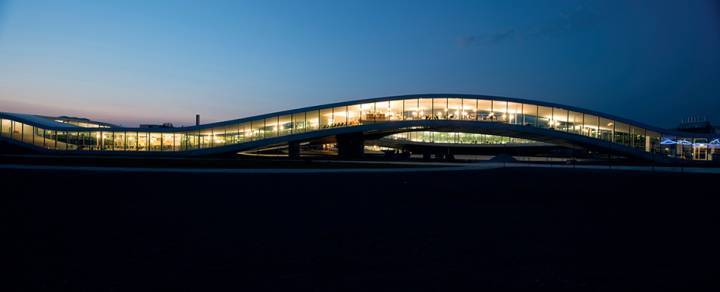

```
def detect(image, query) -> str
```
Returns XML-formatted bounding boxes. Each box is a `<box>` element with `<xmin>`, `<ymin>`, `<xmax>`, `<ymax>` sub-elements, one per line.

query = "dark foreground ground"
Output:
<box><xmin>3</xmin><ymin>167</ymin><xmax>719</xmax><ymax>291</ymax></box>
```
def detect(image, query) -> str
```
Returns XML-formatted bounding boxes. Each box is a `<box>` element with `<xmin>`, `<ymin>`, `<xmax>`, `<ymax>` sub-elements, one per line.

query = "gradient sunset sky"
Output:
<box><xmin>1</xmin><ymin>0</ymin><xmax>718</xmax><ymax>127</ymax></box>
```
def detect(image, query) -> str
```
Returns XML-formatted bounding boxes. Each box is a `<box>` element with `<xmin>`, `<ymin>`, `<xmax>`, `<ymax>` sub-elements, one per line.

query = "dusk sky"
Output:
<box><xmin>0</xmin><ymin>0</ymin><xmax>718</xmax><ymax>127</ymax></box>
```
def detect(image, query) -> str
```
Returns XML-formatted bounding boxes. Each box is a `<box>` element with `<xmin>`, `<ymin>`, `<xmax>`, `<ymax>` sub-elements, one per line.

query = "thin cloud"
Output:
<box><xmin>458</xmin><ymin>4</ymin><xmax>600</xmax><ymax>47</ymax></box>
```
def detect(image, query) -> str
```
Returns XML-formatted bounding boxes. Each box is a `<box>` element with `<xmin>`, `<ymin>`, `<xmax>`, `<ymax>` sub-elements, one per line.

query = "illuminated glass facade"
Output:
<box><xmin>1</xmin><ymin>95</ymin><xmax>718</xmax><ymax>160</ymax></box>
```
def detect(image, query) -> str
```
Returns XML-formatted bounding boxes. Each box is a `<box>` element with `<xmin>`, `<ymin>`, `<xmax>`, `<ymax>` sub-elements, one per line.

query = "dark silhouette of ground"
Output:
<box><xmin>3</xmin><ymin>167</ymin><xmax>719</xmax><ymax>291</ymax></box>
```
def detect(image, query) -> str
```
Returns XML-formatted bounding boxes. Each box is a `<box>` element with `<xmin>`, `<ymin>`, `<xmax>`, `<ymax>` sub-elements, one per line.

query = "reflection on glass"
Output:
<box><xmin>630</xmin><ymin>126</ymin><xmax>645</xmax><ymax>150</ymax></box>
<box><xmin>447</xmin><ymin>98</ymin><xmax>462</xmax><ymax>120</ymax></box>
<box><xmin>553</xmin><ymin>108</ymin><xmax>568</xmax><ymax>131</ymax></box>
<box><xmin>292</xmin><ymin>112</ymin><xmax>306</xmax><ymax>133</ymax></box>
<box><xmin>264</xmin><ymin>117</ymin><xmax>278</xmax><ymax>138</ymax></box>
<box><xmin>332</xmin><ymin>106</ymin><xmax>347</xmax><ymax>126</ymax></box>
<box><xmin>320</xmin><ymin>108</ymin><xmax>333</xmax><ymax>129</ymax></box>
<box><xmin>251</xmin><ymin>121</ymin><xmax>264</xmax><ymax>140</ymax></box>
<box><xmin>138</xmin><ymin>132</ymin><xmax>149</xmax><ymax>151</ymax></box>
<box><xmin>538</xmin><ymin>106</ymin><xmax>552</xmax><ymax>129</ymax></box>
<box><xmin>22</xmin><ymin>123</ymin><xmax>34</xmax><ymax>144</ymax></box>
<box><xmin>126</xmin><ymin>132</ymin><xmax>138</xmax><ymax>151</ymax></box>
<box><xmin>114</xmin><ymin>132</ymin><xmax>126</xmax><ymax>151</ymax></box>
<box><xmin>598</xmin><ymin>117</ymin><xmax>613</xmax><ymax>141</ymax></box>
<box><xmin>162</xmin><ymin>133</ymin><xmax>174</xmax><ymax>151</ymax></box>
<box><xmin>583</xmin><ymin>114</ymin><xmax>598</xmax><ymax>138</ymax></box>
<box><xmin>403</xmin><ymin>99</ymin><xmax>419</xmax><ymax>120</ymax></box>
<box><xmin>306</xmin><ymin>110</ymin><xmax>319</xmax><ymax>131</ymax></box>
<box><xmin>418</xmin><ymin>98</ymin><xmax>432</xmax><ymax>120</ymax></box>
<box><xmin>279</xmin><ymin>115</ymin><xmax>292</xmax><ymax>136</ymax></box>
<box><xmin>463</xmin><ymin>99</ymin><xmax>477</xmax><ymax>120</ymax></box>
<box><xmin>568</xmin><ymin>111</ymin><xmax>583</xmax><ymax>134</ymax></box>
<box><xmin>102</xmin><ymin>132</ymin><xmax>114</xmax><ymax>150</ymax></box>
<box><xmin>0</xmin><ymin>119</ymin><xmax>10</xmax><ymax>137</ymax></box>
<box><xmin>477</xmin><ymin>100</ymin><xmax>492</xmax><ymax>121</ymax></box>
<box><xmin>493</xmin><ymin>101</ymin><xmax>507</xmax><ymax>122</ymax></box>
<box><xmin>150</xmin><ymin>133</ymin><xmax>163</xmax><ymax>150</ymax></box>
<box><xmin>389</xmin><ymin>100</ymin><xmax>403</xmax><ymax>120</ymax></box>
<box><xmin>374</xmin><ymin>101</ymin><xmax>389</xmax><ymax>121</ymax></box>
<box><xmin>347</xmin><ymin>104</ymin><xmax>362</xmax><ymax>125</ymax></box>
<box><xmin>614</xmin><ymin>122</ymin><xmax>630</xmax><ymax>146</ymax></box>
<box><xmin>433</xmin><ymin>98</ymin><xmax>447</xmax><ymax>119</ymax></box>
<box><xmin>507</xmin><ymin>102</ymin><xmax>522</xmax><ymax>124</ymax></box>
<box><xmin>173</xmin><ymin>133</ymin><xmax>184</xmax><ymax>151</ymax></box>
<box><xmin>521</xmin><ymin>103</ymin><xmax>538</xmax><ymax>126</ymax></box>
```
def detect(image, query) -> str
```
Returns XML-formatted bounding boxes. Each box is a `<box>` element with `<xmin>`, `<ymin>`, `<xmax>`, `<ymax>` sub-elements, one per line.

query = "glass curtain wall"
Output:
<box><xmin>0</xmin><ymin>97</ymin><xmax>700</xmax><ymax>159</ymax></box>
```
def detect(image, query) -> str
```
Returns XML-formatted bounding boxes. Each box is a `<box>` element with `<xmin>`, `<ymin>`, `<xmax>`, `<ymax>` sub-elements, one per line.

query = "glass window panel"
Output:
<box><xmin>173</xmin><ymin>133</ymin><xmax>183</xmax><ymax>151</ymax></box>
<box><xmin>137</xmin><ymin>132</ymin><xmax>149</xmax><ymax>151</ymax></box>
<box><xmin>568</xmin><ymin>111</ymin><xmax>583</xmax><ymax>134</ymax></box>
<box><xmin>66</xmin><ymin>131</ymin><xmax>77</xmax><ymax>149</ymax></box>
<box><xmin>403</xmin><ymin>99</ymin><xmax>419</xmax><ymax>120</ymax></box>
<box><xmin>279</xmin><ymin>115</ymin><xmax>292</xmax><ymax>136</ymax></box>
<box><xmin>126</xmin><ymin>132</ymin><xmax>138</xmax><ymax>151</ymax></box>
<box><xmin>332</xmin><ymin>106</ymin><xmax>347</xmax><ymax>126</ymax></box>
<box><xmin>222</xmin><ymin>125</ymin><xmax>239</xmax><ymax>145</ymax></box>
<box><xmin>630</xmin><ymin>126</ymin><xmax>645</xmax><ymax>150</ymax></box>
<box><xmin>183</xmin><ymin>132</ymin><xmax>196</xmax><ymax>150</ymax></box>
<box><xmin>306</xmin><ymin>110</ymin><xmax>319</xmax><ymax>131</ymax></box>
<box><xmin>553</xmin><ymin>108</ymin><xmax>568</xmax><ymax>131</ymax></box>
<box><xmin>239</xmin><ymin>122</ymin><xmax>251</xmax><ymax>143</ymax></box>
<box><xmin>56</xmin><ymin>131</ymin><xmax>68</xmax><ymax>150</ymax></box>
<box><xmin>598</xmin><ymin>118</ymin><xmax>613</xmax><ymax>142</ymax></box>
<box><xmin>213</xmin><ymin>127</ymin><xmax>227</xmax><ymax>147</ymax></box>
<box><xmin>292</xmin><ymin>112</ymin><xmax>307</xmax><ymax>133</ymax></box>
<box><xmin>150</xmin><ymin>132</ymin><xmax>163</xmax><ymax>150</ymax></box>
<box><xmin>66</xmin><ymin>131</ymin><xmax>78</xmax><ymax>150</ymax></box>
<box><xmin>447</xmin><ymin>98</ymin><xmax>462</xmax><ymax>120</ymax></box>
<box><xmin>492</xmin><ymin>101</ymin><xmax>508</xmax><ymax>122</ymax></box>
<box><xmin>418</xmin><ymin>98</ymin><xmax>433</xmax><ymax>120</ymax></box>
<box><xmin>647</xmin><ymin>130</ymin><xmax>660</xmax><ymax>152</ymax></box>
<box><xmin>614</xmin><ymin>122</ymin><xmax>630</xmax><ymax>146</ymax></box>
<box><xmin>462</xmin><ymin>99</ymin><xmax>477</xmax><ymax>120</ymax></box>
<box><xmin>264</xmin><ymin>117</ymin><xmax>278</xmax><ymax>138</ymax></box>
<box><xmin>11</xmin><ymin>121</ymin><xmax>22</xmax><ymax>140</ymax></box>
<box><xmin>538</xmin><ymin>106</ymin><xmax>553</xmax><ymax>129</ymax></box>
<box><xmin>477</xmin><ymin>100</ymin><xmax>492</xmax><ymax>121</ymax></box>
<box><xmin>251</xmin><ymin>120</ymin><xmax>264</xmax><ymax>140</ymax></box>
<box><xmin>0</xmin><ymin>119</ymin><xmax>12</xmax><ymax>137</ymax></box>
<box><xmin>521</xmin><ymin>103</ymin><xmax>538</xmax><ymax>126</ymax></box>
<box><xmin>114</xmin><ymin>132</ymin><xmax>126</xmax><ymax>151</ymax></box>
<box><xmin>43</xmin><ymin>130</ymin><xmax>56</xmax><ymax>150</ymax></box>
<box><xmin>507</xmin><ymin>102</ymin><xmax>522</xmax><ymax>124</ymax></box>
<box><xmin>22</xmin><ymin>123</ymin><xmax>34</xmax><ymax>144</ymax></box>
<box><xmin>98</xmin><ymin>131</ymin><xmax>111</xmax><ymax>150</ymax></box>
<box><xmin>33</xmin><ymin>128</ymin><xmax>45</xmax><ymax>147</ymax></box>
<box><xmin>76</xmin><ymin>131</ymin><xmax>88</xmax><ymax>150</ymax></box>
<box><xmin>433</xmin><ymin>98</ymin><xmax>447</xmax><ymax>119</ymax></box>
<box><xmin>389</xmin><ymin>100</ymin><xmax>403</xmax><ymax>120</ymax></box>
<box><xmin>582</xmin><ymin>114</ymin><xmax>598</xmax><ymax>138</ymax></box>
<box><xmin>360</xmin><ymin>103</ymin><xmax>375</xmax><ymax>122</ymax></box>
<box><xmin>320</xmin><ymin>108</ymin><xmax>333</xmax><ymax>129</ymax></box>
<box><xmin>347</xmin><ymin>104</ymin><xmax>362</xmax><ymax>125</ymax></box>
<box><xmin>374</xmin><ymin>101</ymin><xmax>390</xmax><ymax>122</ymax></box>
<box><xmin>83</xmin><ymin>131</ymin><xmax>96</xmax><ymax>150</ymax></box>
<box><xmin>0</xmin><ymin>119</ymin><xmax>10</xmax><ymax>137</ymax></box>
<box><xmin>162</xmin><ymin>133</ymin><xmax>174</xmax><ymax>151</ymax></box>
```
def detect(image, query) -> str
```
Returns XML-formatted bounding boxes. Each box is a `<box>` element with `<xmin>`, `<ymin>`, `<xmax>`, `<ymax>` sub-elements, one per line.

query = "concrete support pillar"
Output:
<box><xmin>336</xmin><ymin>133</ymin><xmax>364</xmax><ymax>159</ymax></box>
<box><xmin>288</xmin><ymin>141</ymin><xmax>300</xmax><ymax>159</ymax></box>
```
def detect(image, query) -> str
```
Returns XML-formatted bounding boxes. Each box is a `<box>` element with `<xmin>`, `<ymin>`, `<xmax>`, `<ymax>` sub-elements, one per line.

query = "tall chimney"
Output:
<box><xmin>195</xmin><ymin>114</ymin><xmax>200</xmax><ymax>126</ymax></box>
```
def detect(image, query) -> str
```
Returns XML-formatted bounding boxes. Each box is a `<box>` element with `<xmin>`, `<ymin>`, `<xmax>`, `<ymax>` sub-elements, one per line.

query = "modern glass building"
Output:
<box><xmin>1</xmin><ymin>94</ymin><xmax>718</xmax><ymax>161</ymax></box>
